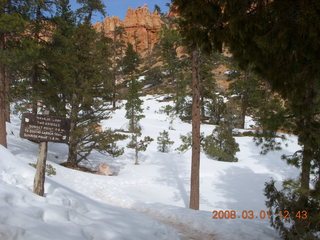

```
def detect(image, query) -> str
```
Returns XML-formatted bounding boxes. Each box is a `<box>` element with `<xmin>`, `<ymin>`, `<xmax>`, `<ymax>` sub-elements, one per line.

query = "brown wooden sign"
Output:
<box><xmin>20</xmin><ymin>113</ymin><xmax>71</xmax><ymax>143</ymax></box>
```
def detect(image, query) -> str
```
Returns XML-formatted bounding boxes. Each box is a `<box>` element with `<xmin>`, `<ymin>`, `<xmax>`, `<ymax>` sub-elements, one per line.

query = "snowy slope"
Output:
<box><xmin>2</xmin><ymin>95</ymin><xmax>301</xmax><ymax>240</ymax></box>
<box><xmin>0</xmin><ymin>147</ymin><xmax>178</xmax><ymax>239</ymax></box>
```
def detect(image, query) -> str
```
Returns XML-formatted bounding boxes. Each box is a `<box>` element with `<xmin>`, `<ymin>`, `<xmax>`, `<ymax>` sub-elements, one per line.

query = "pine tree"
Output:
<box><xmin>110</xmin><ymin>25</ymin><xmax>125</xmax><ymax>108</ymax></box>
<box><xmin>0</xmin><ymin>0</ymin><xmax>28</xmax><ymax>147</ymax></box>
<box><xmin>172</xmin><ymin>0</ymin><xmax>320</xmax><ymax>236</ymax></box>
<box><xmin>41</xmin><ymin>0</ymin><xmax>76</xmax><ymax>116</ymax></box>
<box><xmin>153</xmin><ymin>5</ymin><xmax>164</xmax><ymax>16</ymax></box>
<box><xmin>132</xmin><ymin>30</ymin><xmax>141</xmax><ymax>53</ymax></box>
<box><xmin>8</xmin><ymin>0</ymin><xmax>55</xmax><ymax>196</ymax></box>
<box><xmin>157</xmin><ymin>130</ymin><xmax>174</xmax><ymax>153</ymax></box>
<box><xmin>170</xmin><ymin>0</ymin><xmax>223</xmax><ymax>210</ymax></box>
<box><xmin>34</xmin><ymin>0</ymin><xmax>122</xmax><ymax>167</ymax></box>
<box><xmin>206</xmin><ymin>94</ymin><xmax>226</xmax><ymax>125</ymax></box>
<box><xmin>125</xmin><ymin>76</ymin><xmax>153</xmax><ymax>164</ymax></box>
<box><xmin>157</xmin><ymin>23</ymin><xmax>188</xmax><ymax>114</ymax></box>
<box><xmin>123</xmin><ymin>44</ymin><xmax>153</xmax><ymax>164</ymax></box>
<box><xmin>223</xmin><ymin>2</ymin><xmax>320</xmax><ymax>237</ymax></box>
<box><xmin>144</xmin><ymin>66</ymin><xmax>164</xmax><ymax>86</ymax></box>
<box><xmin>64</xmin><ymin>23</ymin><xmax>115</xmax><ymax>166</ymax></box>
<box><xmin>199</xmin><ymin>52</ymin><xmax>220</xmax><ymax>122</ymax></box>
<box><xmin>177</xmin><ymin>108</ymin><xmax>239</xmax><ymax>163</ymax></box>
<box><xmin>203</xmin><ymin>123</ymin><xmax>239</xmax><ymax>162</ymax></box>
<box><xmin>158</xmin><ymin>24</ymin><xmax>181</xmax><ymax>86</ymax></box>
<box><xmin>225</xmin><ymin>63</ymin><xmax>267</xmax><ymax>129</ymax></box>
<box><xmin>76</xmin><ymin>0</ymin><xmax>105</xmax><ymax>23</ymax></box>
<box><xmin>0</xmin><ymin>0</ymin><xmax>25</xmax><ymax>124</ymax></box>
<box><xmin>122</xmin><ymin>43</ymin><xmax>140</xmax><ymax>77</ymax></box>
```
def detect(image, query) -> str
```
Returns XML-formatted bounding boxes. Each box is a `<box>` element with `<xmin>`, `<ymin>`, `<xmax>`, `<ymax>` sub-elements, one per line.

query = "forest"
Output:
<box><xmin>0</xmin><ymin>0</ymin><xmax>319</xmax><ymax>239</ymax></box>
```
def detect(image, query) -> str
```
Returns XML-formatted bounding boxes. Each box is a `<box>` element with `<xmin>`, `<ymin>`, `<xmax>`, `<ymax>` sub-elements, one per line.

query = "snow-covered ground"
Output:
<box><xmin>1</xmin><ymin>95</ymin><xmax>300</xmax><ymax>240</ymax></box>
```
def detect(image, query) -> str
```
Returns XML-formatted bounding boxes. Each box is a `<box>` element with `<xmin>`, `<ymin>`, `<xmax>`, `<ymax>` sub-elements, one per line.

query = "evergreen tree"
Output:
<box><xmin>36</xmin><ymin>0</ymin><xmax>122</xmax><ymax>167</ymax></box>
<box><xmin>157</xmin><ymin>130</ymin><xmax>174</xmax><ymax>153</ymax></box>
<box><xmin>157</xmin><ymin>23</ymin><xmax>188</xmax><ymax>114</ymax></box>
<box><xmin>9</xmin><ymin>0</ymin><xmax>60</xmax><ymax>119</ymax></box>
<box><xmin>110</xmin><ymin>25</ymin><xmax>125</xmax><ymax>108</ymax></box>
<box><xmin>41</xmin><ymin>0</ymin><xmax>76</xmax><ymax>115</ymax></box>
<box><xmin>0</xmin><ymin>0</ymin><xmax>26</xmax><ymax>147</ymax></box>
<box><xmin>125</xmin><ymin>76</ymin><xmax>153</xmax><ymax>164</ymax></box>
<box><xmin>206</xmin><ymin>94</ymin><xmax>226</xmax><ymax>125</ymax></box>
<box><xmin>123</xmin><ymin>44</ymin><xmax>152</xmax><ymax>164</ymax></box>
<box><xmin>223</xmin><ymin>2</ymin><xmax>320</xmax><ymax>237</ymax></box>
<box><xmin>122</xmin><ymin>43</ymin><xmax>140</xmax><ymax>77</ymax></box>
<box><xmin>203</xmin><ymin>123</ymin><xmax>239</xmax><ymax>162</ymax></box>
<box><xmin>226</xmin><ymin>64</ymin><xmax>267</xmax><ymax>129</ymax></box>
<box><xmin>150</xmin><ymin>13</ymin><xmax>192</xmax><ymax>120</ymax></box>
<box><xmin>63</xmin><ymin>23</ymin><xmax>115</xmax><ymax>166</ymax></box>
<box><xmin>172</xmin><ymin>0</ymin><xmax>320</xmax><ymax>236</ymax></box>
<box><xmin>76</xmin><ymin>0</ymin><xmax>105</xmax><ymax>23</ymax></box>
<box><xmin>177</xmin><ymin>110</ymin><xmax>239</xmax><ymax>163</ymax></box>
<box><xmin>158</xmin><ymin>24</ymin><xmax>181</xmax><ymax>86</ymax></box>
<box><xmin>153</xmin><ymin>4</ymin><xmax>164</xmax><ymax>16</ymax></box>
<box><xmin>171</xmin><ymin>0</ymin><xmax>223</xmax><ymax>210</ymax></box>
<box><xmin>199</xmin><ymin>52</ymin><xmax>220</xmax><ymax>121</ymax></box>
<box><xmin>144</xmin><ymin>66</ymin><xmax>164</xmax><ymax>87</ymax></box>
<box><xmin>132</xmin><ymin>30</ymin><xmax>141</xmax><ymax>53</ymax></box>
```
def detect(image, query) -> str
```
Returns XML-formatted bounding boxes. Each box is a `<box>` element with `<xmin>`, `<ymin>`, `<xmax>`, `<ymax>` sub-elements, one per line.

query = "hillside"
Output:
<box><xmin>1</xmin><ymin>95</ymin><xmax>301</xmax><ymax>240</ymax></box>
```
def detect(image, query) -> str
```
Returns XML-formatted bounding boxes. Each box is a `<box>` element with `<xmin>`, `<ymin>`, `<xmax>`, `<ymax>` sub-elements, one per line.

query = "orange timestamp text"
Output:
<box><xmin>211</xmin><ymin>210</ymin><xmax>308</xmax><ymax>220</ymax></box>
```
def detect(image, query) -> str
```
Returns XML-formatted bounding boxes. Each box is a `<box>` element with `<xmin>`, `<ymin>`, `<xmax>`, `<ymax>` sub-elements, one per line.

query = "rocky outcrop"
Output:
<box><xmin>94</xmin><ymin>5</ymin><xmax>162</xmax><ymax>56</ymax></box>
<box><xmin>97</xmin><ymin>163</ymin><xmax>113</xmax><ymax>176</ymax></box>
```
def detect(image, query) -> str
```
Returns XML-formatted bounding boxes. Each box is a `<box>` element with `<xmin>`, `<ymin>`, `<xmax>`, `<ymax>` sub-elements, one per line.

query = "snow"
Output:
<box><xmin>138</xmin><ymin>76</ymin><xmax>146</xmax><ymax>82</ymax></box>
<box><xmin>0</xmin><ymin>145</ymin><xmax>179</xmax><ymax>240</ymax></box>
<box><xmin>143</xmin><ymin>84</ymin><xmax>153</xmax><ymax>89</ymax></box>
<box><xmin>1</xmin><ymin>95</ymin><xmax>301</xmax><ymax>240</ymax></box>
<box><xmin>244</xmin><ymin>116</ymin><xmax>256</xmax><ymax>129</ymax></box>
<box><xmin>224</xmin><ymin>70</ymin><xmax>237</xmax><ymax>75</ymax></box>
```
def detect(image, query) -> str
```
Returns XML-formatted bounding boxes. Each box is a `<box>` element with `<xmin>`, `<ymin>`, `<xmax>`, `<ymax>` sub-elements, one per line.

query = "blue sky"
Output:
<box><xmin>70</xmin><ymin>0</ymin><xmax>171</xmax><ymax>23</ymax></box>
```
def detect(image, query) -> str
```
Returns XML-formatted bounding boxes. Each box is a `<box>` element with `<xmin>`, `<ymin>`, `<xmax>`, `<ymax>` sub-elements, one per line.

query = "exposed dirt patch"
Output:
<box><xmin>60</xmin><ymin>162</ymin><xmax>97</xmax><ymax>174</ymax></box>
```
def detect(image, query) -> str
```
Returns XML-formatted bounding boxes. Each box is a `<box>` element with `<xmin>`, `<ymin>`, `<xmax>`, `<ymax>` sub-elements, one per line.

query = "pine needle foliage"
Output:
<box><xmin>157</xmin><ymin>130</ymin><xmax>174</xmax><ymax>153</ymax></box>
<box><xmin>203</xmin><ymin>124</ymin><xmax>239</xmax><ymax>162</ymax></box>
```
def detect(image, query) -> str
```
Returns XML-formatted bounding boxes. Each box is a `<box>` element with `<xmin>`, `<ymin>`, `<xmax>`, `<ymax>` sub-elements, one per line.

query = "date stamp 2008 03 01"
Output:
<box><xmin>211</xmin><ymin>210</ymin><xmax>308</xmax><ymax>220</ymax></box>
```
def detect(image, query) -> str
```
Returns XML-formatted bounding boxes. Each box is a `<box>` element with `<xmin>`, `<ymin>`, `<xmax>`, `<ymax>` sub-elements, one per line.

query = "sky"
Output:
<box><xmin>70</xmin><ymin>0</ymin><xmax>171</xmax><ymax>23</ymax></box>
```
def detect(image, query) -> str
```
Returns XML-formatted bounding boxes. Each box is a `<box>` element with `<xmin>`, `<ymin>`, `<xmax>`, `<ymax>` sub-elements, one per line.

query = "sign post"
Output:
<box><xmin>20</xmin><ymin>113</ymin><xmax>70</xmax><ymax>196</ymax></box>
<box><xmin>33</xmin><ymin>141</ymin><xmax>48</xmax><ymax>196</ymax></box>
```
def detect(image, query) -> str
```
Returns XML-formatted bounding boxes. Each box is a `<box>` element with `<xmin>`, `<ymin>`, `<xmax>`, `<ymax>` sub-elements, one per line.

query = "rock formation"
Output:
<box><xmin>97</xmin><ymin>163</ymin><xmax>113</xmax><ymax>176</ymax></box>
<box><xmin>94</xmin><ymin>5</ymin><xmax>162</xmax><ymax>56</ymax></box>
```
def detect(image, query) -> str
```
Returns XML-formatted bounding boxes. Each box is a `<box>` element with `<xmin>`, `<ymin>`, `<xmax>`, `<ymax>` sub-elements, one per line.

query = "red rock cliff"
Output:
<box><xmin>94</xmin><ymin>5</ymin><xmax>162</xmax><ymax>56</ymax></box>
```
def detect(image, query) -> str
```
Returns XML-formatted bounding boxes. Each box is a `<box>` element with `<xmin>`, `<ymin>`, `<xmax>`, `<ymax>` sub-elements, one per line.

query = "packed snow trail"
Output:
<box><xmin>94</xmin><ymin>190</ymin><xmax>218</xmax><ymax>240</ymax></box>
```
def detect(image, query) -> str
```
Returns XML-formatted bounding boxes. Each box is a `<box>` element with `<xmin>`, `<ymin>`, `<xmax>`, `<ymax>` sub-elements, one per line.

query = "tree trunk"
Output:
<box><xmin>298</xmin><ymin>86</ymin><xmax>315</xmax><ymax>204</ymax></box>
<box><xmin>3</xmin><ymin>33</ymin><xmax>10</xmax><ymax>123</ymax></box>
<box><xmin>67</xmin><ymin>139</ymin><xmax>78</xmax><ymax>167</ymax></box>
<box><xmin>0</xmin><ymin>63</ymin><xmax>7</xmax><ymax>148</ymax></box>
<box><xmin>240</xmin><ymin>70</ymin><xmax>249</xmax><ymax>129</ymax></box>
<box><xmin>67</xmin><ymin>94</ymin><xmax>78</xmax><ymax>167</ymax></box>
<box><xmin>67</xmin><ymin>130</ymin><xmax>78</xmax><ymax>167</ymax></box>
<box><xmin>32</xmin><ymin>65</ymin><xmax>39</xmax><ymax>114</ymax></box>
<box><xmin>200</xmin><ymin>95</ymin><xmax>205</xmax><ymax>122</ymax></box>
<box><xmin>5</xmin><ymin>71</ymin><xmax>10</xmax><ymax>123</ymax></box>
<box><xmin>112</xmin><ymin>73</ymin><xmax>116</xmax><ymax>108</ymax></box>
<box><xmin>189</xmin><ymin>49</ymin><xmax>201</xmax><ymax>210</ymax></box>
<box><xmin>0</xmin><ymin>33</ymin><xmax>7</xmax><ymax>147</ymax></box>
<box><xmin>300</xmin><ymin>147</ymin><xmax>311</xmax><ymax>192</ymax></box>
<box><xmin>134</xmin><ymin>134</ymin><xmax>139</xmax><ymax>165</ymax></box>
<box><xmin>112</xmin><ymin>32</ymin><xmax>117</xmax><ymax>109</ymax></box>
<box><xmin>33</xmin><ymin>141</ymin><xmax>48</xmax><ymax>196</ymax></box>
